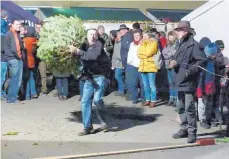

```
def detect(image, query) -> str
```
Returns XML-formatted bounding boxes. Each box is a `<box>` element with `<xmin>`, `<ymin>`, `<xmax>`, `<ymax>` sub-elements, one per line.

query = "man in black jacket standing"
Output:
<box><xmin>69</xmin><ymin>29</ymin><xmax>109</xmax><ymax>136</ymax></box>
<box><xmin>4</xmin><ymin>19</ymin><xmax>24</xmax><ymax>104</ymax></box>
<box><xmin>169</xmin><ymin>21</ymin><xmax>207</xmax><ymax>143</ymax></box>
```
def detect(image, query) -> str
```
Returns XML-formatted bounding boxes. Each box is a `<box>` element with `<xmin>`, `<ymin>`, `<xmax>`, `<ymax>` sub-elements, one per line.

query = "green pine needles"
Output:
<box><xmin>37</xmin><ymin>15</ymin><xmax>87</xmax><ymax>77</ymax></box>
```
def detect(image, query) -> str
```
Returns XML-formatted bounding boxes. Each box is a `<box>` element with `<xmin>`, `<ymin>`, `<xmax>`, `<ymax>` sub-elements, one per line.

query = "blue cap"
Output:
<box><xmin>204</xmin><ymin>42</ymin><xmax>217</xmax><ymax>56</ymax></box>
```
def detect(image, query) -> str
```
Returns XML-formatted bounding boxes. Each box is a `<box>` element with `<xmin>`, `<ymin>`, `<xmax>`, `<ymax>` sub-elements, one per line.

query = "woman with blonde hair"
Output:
<box><xmin>162</xmin><ymin>30</ymin><xmax>178</xmax><ymax>106</ymax></box>
<box><xmin>138</xmin><ymin>31</ymin><xmax>158</xmax><ymax>108</ymax></box>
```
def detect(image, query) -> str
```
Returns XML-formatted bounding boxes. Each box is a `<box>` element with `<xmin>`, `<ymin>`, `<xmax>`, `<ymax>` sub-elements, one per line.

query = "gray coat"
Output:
<box><xmin>162</xmin><ymin>42</ymin><xmax>177</xmax><ymax>69</ymax></box>
<box><xmin>112</xmin><ymin>40</ymin><xmax>123</xmax><ymax>69</ymax></box>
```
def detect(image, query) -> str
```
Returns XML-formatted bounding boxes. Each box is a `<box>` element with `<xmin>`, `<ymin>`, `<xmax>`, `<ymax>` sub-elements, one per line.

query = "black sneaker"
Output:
<box><xmin>200</xmin><ymin>121</ymin><xmax>210</xmax><ymax>129</ymax></box>
<box><xmin>187</xmin><ymin>133</ymin><xmax>196</xmax><ymax>143</ymax></box>
<box><xmin>78</xmin><ymin>128</ymin><xmax>95</xmax><ymax>136</ymax></box>
<box><xmin>172</xmin><ymin>129</ymin><xmax>188</xmax><ymax>139</ymax></box>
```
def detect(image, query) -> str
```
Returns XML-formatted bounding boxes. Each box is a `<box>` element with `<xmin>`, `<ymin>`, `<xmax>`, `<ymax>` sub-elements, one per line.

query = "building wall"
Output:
<box><xmin>83</xmin><ymin>23</ymin><xmax>133</xmax><ymax>34</ymax></box>
<box><xmin>183</xmin><ymin>0</ymin><xmax>229</xmax><ymax>64</ymax></box>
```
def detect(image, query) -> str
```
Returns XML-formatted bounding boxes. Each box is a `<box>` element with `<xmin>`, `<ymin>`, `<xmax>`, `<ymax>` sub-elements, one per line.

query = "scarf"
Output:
<box><xmin>11</xmin><ymin>27</ymin><xmax>22</xmax><ymax>59</ymax></box>
<box><xmin>133</xmin><ymin>40</ymin><xmax>141</xmax><ymax>45</ymax></box>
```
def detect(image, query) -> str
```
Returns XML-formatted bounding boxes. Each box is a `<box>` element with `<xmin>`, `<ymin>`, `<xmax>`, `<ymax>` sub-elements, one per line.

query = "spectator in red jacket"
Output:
<box><xmin>159</xmin><ymin>31</ymin><xmax>167</xmax><ymax>49</ymax></box>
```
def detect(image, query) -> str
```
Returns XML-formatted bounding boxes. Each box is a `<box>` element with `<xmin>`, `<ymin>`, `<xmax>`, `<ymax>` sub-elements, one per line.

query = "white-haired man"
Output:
<box><xmin>69</xmin><ymin>29</ymin><xmax>109</xmax><ymax>136</ymax></box>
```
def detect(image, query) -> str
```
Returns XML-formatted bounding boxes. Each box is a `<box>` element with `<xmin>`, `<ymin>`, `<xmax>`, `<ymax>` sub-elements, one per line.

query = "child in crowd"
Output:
<box><xmin>197</xmin><ymin>43</ymin><xmax>218</xmax><ymax>129</ymax></box>
<box><xmin>52</xmin><ymin>69</ymin><xmax>70</xmax><ymax>101</ymax></box>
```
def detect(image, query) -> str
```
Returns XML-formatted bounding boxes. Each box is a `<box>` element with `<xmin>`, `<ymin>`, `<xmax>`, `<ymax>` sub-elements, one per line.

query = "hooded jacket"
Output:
<box><xmin>138</xmin><ymin>39</ymin><xmax>158</xmax><ymax>72</ymax></box>
<box><xmin>23</xmin><ymin>26</ymin><xmax>37</xmax><ymax>69</ymax></box>
<box><xmin>112</xmin><ymin>40</ymin><xmax>123</xmax><ymax>69</ymax></box>
<box><xmin>172</xmin><ymin>34</ymin><xmax>207</xmax><ymax>92</ymax></box>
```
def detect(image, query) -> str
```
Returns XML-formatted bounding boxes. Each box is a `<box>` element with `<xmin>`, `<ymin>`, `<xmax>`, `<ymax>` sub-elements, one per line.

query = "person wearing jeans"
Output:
<box><xmin>167</xmin><ymin>70</ymin><xmax>178</xmax><ymax>105</ymax></box>
<box><xmin>4</xmin><ymin>20</ymin><xmax>24</xmax><ymax>104</ymax></box>
<box><xmin>26</xmin><ymin>70</ymin><xmax>37</xmax><ymax>100</ymax></box>
<box><xmin>56</xmin><ymin>77</ymin><xmax>69</xmax><ymax>100</ymax></box>
<box><xmin>1</xmin><ymin>19</ymin><xmax>8</xmax><ymax>100</ymax></box>
<box><xmin>81</xmin><ymin>76</ymin><xmax>107</xmax><ymax>131</ymax></box>
<box><xmin>162</xmin><ymin>31</ymin><xmax>178</xmax><ymax>106</ymax></box>
<box><xmin>114</xmin><ymin>68</ymin><xmax>124</xmax><ymax>95</ymax></box>
<box><xmin>23</xmin><ymin>26</ymin><xmax>38</xmax><ymax>100</ymax></box>
<box><xmin>126</xmin><ymin>64</ymin><xmax>144</xmax><ymax>104</ymax></box>
<box><xmin>69</xmin><ymin>29</ymin><xmax>109</xmax><ymax>136</ymax></box>
<box><xmin>7</xmin><ymin>59</ymin><xmax>23</xmax><ymax>103</ymax></box>
<box><xmin>138</xmin><ymin>32</ymin><xmax>158</xmax><ymax>107</ymax></box>
<box><xmin>112</xmin><ymin>31</ymin><xmax>125</xmax><ymax>96</ymax></box>
<box><xmin>1</xmin><ymin>62</ymin><xmax>8</xmax><ymax>99</ymax></box>
<box><xmin>52</xmin><ymin>70</ymin><xmax>70</xmax><ymax>101</ymax></box>
<box><xmin>126</xmin><ymin>30</ymin><xmax>144</xmax><ymax>104</ymax></box>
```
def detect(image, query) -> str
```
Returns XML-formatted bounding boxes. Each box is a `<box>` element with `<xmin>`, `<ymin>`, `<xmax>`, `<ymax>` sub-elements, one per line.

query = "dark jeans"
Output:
<box><xmin>126</xmin><ymin>64</ymin><xmax>144</xmax><ymax>103</ymax></box>
<box><xmin>177</xmin><ymin>92</ymin><xmax>197</xmax><ymax>134</ymax></box>
<box><xmin>56</xmin><ymin>77</ymin><xmax>68</xmax><ymax>96</ymax></box>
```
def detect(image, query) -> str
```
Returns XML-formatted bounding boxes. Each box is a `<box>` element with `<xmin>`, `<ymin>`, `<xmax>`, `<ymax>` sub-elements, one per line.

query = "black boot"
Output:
<box><xmin>187</xmin><ymin>133</ymin><xmax>196</xmax><ymax>143</ymax></box>
<box><xmin>172</xmin><ymin>129</ymin><xmax>188</xmax><ymax>139</ymax></box>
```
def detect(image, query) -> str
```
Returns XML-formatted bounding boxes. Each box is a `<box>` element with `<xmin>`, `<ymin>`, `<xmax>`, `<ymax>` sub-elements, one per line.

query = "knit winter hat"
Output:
<box><xmin>1</xmin><ymin>10</ymin><xmax>8</xmax><ymax>19</ymax></box>
<box><xmin>110</xmin><ymin>30</ymin><xmax>118</xmax><ymax>37</ymax></box>
<box><xmin>98</xmin><ymin>25</ymin><xmax>105</xmax><ymax>30</ymax></box>
<box><xmin>204</xmin><ymin>42</ymin><xmax>217</xmax><ymax>56</ymax></box>
<box><xmin>215</xmin><ymin>40</ymin><xmax>224</xmax><ymax>49</ymax></box>
<box><xmin>199</xmin><ymin>37</ymin><xmax>211</xmax><ymax>50</ymax></box>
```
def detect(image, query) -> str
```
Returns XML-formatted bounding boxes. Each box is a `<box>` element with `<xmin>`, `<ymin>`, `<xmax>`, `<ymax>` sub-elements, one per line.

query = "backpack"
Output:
<box><xmin>153</xmin><ymin>47</ymin><xmax>164</xmax><ymax>70</ymax></box>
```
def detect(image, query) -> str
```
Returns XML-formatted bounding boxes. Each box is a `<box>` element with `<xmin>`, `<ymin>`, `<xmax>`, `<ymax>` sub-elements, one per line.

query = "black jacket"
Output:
<box><xmin>4</xmin><ymin>31</ymin><xmax>24</xmax><ymax>61</ymax></box>
<box><xmin>214</xmin><ymin>51</ymin><xmax>225</xmax><ymax>76</ymax></box>
<box><xmin>78</xmin><ymin>40</ymin><xmax>110</xmax><ymax>78</ymax></box>
<box><xmin>172</xmin><ymin>34</ymin><xmax>207</xmax><ymax>92</ymax></box>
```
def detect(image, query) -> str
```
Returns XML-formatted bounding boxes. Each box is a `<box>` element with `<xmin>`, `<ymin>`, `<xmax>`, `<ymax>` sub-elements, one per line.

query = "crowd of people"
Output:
<box><xmin>1</xmin><ymin>11</ymin><xmax>229</xmax><ymax>143</ymax></box>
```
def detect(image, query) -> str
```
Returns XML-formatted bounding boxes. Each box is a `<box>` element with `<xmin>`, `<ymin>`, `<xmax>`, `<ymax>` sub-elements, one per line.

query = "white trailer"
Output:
<box><xmin>182</xmin><ymin>0</ymin><xmax>229</xmax><ymax>64</ymax></box>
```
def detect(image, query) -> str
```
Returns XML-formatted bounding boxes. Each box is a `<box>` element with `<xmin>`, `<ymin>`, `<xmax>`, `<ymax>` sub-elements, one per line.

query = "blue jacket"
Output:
<box><xmin>120</xmin><ymin>31</ymin><xmax>133</xmax><ymax>67</ymax></box>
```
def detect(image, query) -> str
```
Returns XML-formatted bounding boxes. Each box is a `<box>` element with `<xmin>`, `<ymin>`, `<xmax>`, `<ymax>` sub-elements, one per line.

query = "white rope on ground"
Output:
<box><xmin>183</xmin><ymin>63</ymin><xmax>229</xmax><ymax>80</ymax></box>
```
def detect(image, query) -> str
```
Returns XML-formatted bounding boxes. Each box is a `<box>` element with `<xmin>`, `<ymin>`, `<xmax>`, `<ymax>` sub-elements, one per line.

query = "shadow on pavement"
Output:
<box><xmin>66</xmin><ymin>105</ymin><xmax>162</xmax><ymax>132</ymax></box>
